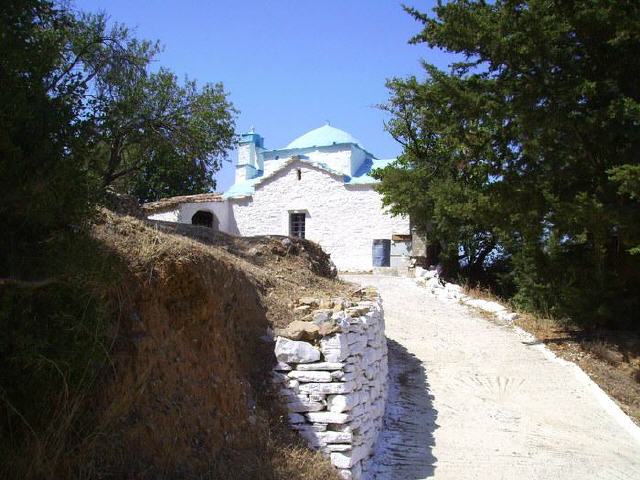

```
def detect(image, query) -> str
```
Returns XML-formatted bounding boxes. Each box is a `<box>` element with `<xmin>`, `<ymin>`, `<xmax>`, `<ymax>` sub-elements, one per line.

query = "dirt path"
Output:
<box><xmin>343</xmin><ymin>274</ymin><xmax>640</xmax><ymax>480</ymax></box>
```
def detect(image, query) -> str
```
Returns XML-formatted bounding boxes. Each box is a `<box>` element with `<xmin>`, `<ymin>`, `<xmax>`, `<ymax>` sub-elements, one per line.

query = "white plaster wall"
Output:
<box><xmin>349</xmin><ymin>146</ymin><xmax>367</xmax><ymax>176</ymax></box>
<box><xmin>264</xmin><ymin>145</ymin><xmax>354</xmax><ymax>176</ymax></box>
<box><xmin>236</xmin><ymin>143</ymin><xmax>265</xmax><ymax>182</ymax></box>
<box><xmin>148</xmin><ymin>209</ymin><xmax>180</xmax><ymax>222</ymax></box>
<box><xmin>176</xmin><ymin>201</ymin><xmax>235</xmax><ymax>232</ymax></box>
<box><xmin>229</xmin><ymin>161</ymin><xmax>409</xmax><ymax>271</ymax></box>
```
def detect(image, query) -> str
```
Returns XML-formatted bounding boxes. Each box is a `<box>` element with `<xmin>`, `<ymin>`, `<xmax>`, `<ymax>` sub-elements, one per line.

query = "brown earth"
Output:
<box><xmin>85</xmin><ymin>211</ymin><xmax>345</xmax><ymax>479</ymax></box>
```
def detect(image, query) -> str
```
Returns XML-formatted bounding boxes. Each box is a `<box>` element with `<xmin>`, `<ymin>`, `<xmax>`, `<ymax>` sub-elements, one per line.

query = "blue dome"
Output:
<box><xmin>285</xmin><ymin>124</ymin><xmax>363</xmax><ymax>150</ymax></box>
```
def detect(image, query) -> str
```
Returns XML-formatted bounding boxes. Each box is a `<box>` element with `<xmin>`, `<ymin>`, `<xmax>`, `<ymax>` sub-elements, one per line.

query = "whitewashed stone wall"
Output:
<box><xmin>147</xmin><ymin>208</ymin><xmax>180</xmax><ymax>222</ymax></box>
<box><xmin>415</xmin><ymin>266</ymin><xmax>520</xmax><ymax>322</ymax></box>
<box><xmin>230</xmin><ymin>160</ymin><xmax>409</xmax><ymax>271</ymax></box>
<box><xmin>273</xmin><ymin>291</ymin><xmax>388</xmax><ymax>479</ymax></box>
<box><xmin>264</xmin><ymin>144</ymin><xmax>367</xmax><ymax>177</ymax></box>
<box><xmin>148</xmin><ymin>201</ymin><xmax>236</xmax><ymax>233</ymax></box>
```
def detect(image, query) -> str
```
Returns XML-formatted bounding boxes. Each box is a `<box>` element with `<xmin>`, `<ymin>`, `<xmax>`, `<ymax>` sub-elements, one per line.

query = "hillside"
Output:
<box><xmin>2</xmin><ymin>209</ymin><xmax>350</xmax><ymax>479</ymax></box>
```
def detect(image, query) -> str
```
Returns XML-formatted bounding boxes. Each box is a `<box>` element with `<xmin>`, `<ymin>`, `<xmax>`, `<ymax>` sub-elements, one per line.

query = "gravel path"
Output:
<box><xmin>343</xmin><ymin>274</ymin><xmax>640</xmax><ymax>480</ymax></box>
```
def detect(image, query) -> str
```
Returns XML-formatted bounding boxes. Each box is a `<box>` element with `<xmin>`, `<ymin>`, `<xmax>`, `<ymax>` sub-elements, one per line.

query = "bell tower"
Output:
<box><xmin>235</xmin><ymin>128</ymin><xmax>264</xmax><ymax>182</ymax></box>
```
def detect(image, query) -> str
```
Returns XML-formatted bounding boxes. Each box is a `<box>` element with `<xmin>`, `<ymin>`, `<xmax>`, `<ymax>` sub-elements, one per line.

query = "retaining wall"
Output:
<box><xmin>273</xmin><ymin>290</ymin><xmax>388</xmax><ymax>479</ymax></box>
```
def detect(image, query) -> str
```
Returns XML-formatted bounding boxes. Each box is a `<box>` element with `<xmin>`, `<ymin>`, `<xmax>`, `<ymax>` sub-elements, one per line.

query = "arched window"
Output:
<box><xmin>191</xmin><ymin>210</ymin><xmax>215</xmax><ymax>228</ymax></box>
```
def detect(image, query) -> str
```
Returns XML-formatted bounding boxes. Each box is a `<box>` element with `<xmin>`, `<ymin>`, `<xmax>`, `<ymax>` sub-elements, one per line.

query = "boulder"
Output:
<box><xmin>276</xmin><ymin>320</ymin><xmax>320</xmax><ymax>341</ymax></box>
<box><xmin>320</xmin><ymin>333</ymin><xmax>350</xmax><ymax>362</ymax></box>
<box><xmin>275</xmin><ymin>337</ymin><xmax>321</xmax><ymax>363</ymax></box>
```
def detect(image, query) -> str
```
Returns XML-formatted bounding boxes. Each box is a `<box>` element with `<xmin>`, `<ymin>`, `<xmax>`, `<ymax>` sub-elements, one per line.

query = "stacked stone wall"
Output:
<box><xmin>273</xmin><ymin>290</ymin><xmax>388</xmax><ymax>479</ymax></box>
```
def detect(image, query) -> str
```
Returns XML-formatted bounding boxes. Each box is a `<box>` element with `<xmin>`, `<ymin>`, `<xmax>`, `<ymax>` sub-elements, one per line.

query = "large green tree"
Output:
<box><xmin>0</xmin><ymin>2</ymin><xmax>236</xmax><ymax>474</ymax></box>
<box><xmin>1</xmin><ymin>1</ymin><xmax>238</xmax><ymax>275</ymax></box>
<box><xmin>67</xmin><ymin>12</ymin><xmax>237</xmax><ymax>202</ymax></box>
<box><xmin>376</xmin><ymin>0</ymin><xmax>640</xmax><ymax>326</ymax></box>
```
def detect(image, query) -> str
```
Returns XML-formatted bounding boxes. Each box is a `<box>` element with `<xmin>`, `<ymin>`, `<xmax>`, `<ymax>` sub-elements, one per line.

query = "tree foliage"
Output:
<box><xmin>376</xmin><ymin>0</ymin><xmax>640</xmax><ymax>326</ymax></box>
<box><xmin>0</xmin><ymin>2</ymin><xmax>236</xmax><ymax>472</ymax></box>
<box><xmin>1</xmin><ymin>0</ymin><xmax>237</xmax><ymax>272</ymax></box>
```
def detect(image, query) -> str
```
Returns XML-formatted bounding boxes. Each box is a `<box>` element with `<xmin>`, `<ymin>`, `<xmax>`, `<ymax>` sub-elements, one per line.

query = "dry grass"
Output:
<box><xmin>461</xmin><ymin>283</ymin><xmax>504</xmax><ymax>303</ymax></box>
<box><xmin>583</xmin><ymin>341</ymin><xmax>622</xmax><ymax>366</ymax></box>
<box><xmin>3</xmin><ymin>211</ymin><xmax>346</xmax><ymax>480</ymax></box>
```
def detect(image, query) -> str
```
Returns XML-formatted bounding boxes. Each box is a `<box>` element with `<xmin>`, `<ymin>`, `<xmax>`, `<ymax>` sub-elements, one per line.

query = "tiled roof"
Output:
<box><xmin>143</xmin><ymin>193</ymin><xmax>223</xmax><ymax>213</ymax></box>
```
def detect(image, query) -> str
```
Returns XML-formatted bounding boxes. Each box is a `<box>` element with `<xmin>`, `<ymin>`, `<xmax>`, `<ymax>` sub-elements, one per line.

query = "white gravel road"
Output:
<box><xmin>343</xmin><ymin>274</ymin><xmax>640</xmax><ymax>480</ymax></box>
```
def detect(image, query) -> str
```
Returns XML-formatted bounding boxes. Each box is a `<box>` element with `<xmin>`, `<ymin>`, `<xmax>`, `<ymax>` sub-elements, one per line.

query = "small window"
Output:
<box><xmin>296</xmin><ymin>168</ymin><xmax>302</xmax><ymax>180</ymax></box>
<box><xmin>290</xmin><ymin>213</ymin><xmax>305</xmax><ymax>239</ymax></box>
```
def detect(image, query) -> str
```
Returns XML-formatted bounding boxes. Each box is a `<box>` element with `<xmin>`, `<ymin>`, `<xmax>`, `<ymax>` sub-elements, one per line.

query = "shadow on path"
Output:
<box><xmin>367</xmin><ymin>338</ymin><xmax>438</xmax><ymax>479</ymax></box>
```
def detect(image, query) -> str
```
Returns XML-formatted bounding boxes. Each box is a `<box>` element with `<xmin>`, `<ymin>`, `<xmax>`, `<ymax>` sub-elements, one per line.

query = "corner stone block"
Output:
<box><xmin>331</xmin><ymin>452</ymin><xmax>353</xmax><ymax>469</ymax></box>
<box><xmin>320</xmin><ymin>333</ymin><xmax>350</xmax><ymax>362</ymax></box>
<box><xmin>306</xmin><ymin>411</ymin><xmax>350</xmax><ymax>424</ymax></box>
<box><xmin>316</xmin><ymin>430</ymin><xmax>353</xmax><ymax>444</ymax></box>
<box><xmin>275</xmin><ymin>336</ymin><xmax>321</xmax><ymax>363</ymax></box>
<box><xmin>327</xmin><ymin>394</ymin><xmax>356</xmax><ymax>413</ymax></box>
<box><xmin>295</xmin><ymin>362</ymin><xmax>344</xmax><ymax>371</ymax></box>
<box><xmin>288</xmin><ymin>370</ymin><xmax>332</xmax><ymax>383</ymax></box>
<box><xmin>299</xmin><ymin>381</ymin><xmax>355</xmax><ymax>395</ymax></box>
<box><xmin>286</xmin><ymin>397</ymin><xmax>325</xmax><ymax>413</ymax></box>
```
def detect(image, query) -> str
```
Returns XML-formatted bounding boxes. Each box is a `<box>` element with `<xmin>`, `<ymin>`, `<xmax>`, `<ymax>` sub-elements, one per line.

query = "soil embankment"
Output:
<box><xmin>87</xmin><ymin>211</ymin><xmax>346</xmax><ymax>479</ymax></box>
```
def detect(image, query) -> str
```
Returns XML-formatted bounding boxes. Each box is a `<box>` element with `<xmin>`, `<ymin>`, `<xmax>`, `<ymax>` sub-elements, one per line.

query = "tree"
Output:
<box><xmin>376</xmin><ymin>0</ymin><xmax>640</xmax><ymax>326</ymax></box>
<box><xmin>0</xmin><ymin>0</ymin><xmax>96</xmax><ymax>277</ymax></box>
<box><xmin>0</xmin><ymin>3</ymin><xmax>237</xmax><ymax>473</ymax></box>
<box><xmin>62</xmin><ymin>12</ymin><xmax>237</xmax><ymax>202</ymax></box>
<box><xmin>83</xmin><ymin>56</ymin><xmax>237</xmax><ymax>200</ymax></box>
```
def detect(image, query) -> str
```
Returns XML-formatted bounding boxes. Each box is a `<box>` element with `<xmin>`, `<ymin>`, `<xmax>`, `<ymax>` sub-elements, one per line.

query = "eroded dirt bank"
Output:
<box><xmin>86</xmin><ymin>211</ymin><xmax>347</xmax><ymax>479</ymax></box>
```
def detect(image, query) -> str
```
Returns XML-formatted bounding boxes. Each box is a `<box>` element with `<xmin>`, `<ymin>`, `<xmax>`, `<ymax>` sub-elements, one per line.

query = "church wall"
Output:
<box><xmin>177</xmin><ymin>201</ymin><xmax>234</xmax><ymax>232</ymax></box>
<box><xmin>349</xmin><ymin>145</ymin><xmax>367</xmax><ymax>176</ymax></box>
<box><xmin>228</xmin><ymin>161</ymin><xmax>409</xmax><ymax>271</ymax></box>
<box><xmin>305</xmin><ymin>148</ymin><xmax>353</xmax><ymax>175</ymax></box>
<box><xmin>149</xmin><ymin>202</ymin><xmax>235</xmax><ymax>232</ymax></box>
<box><xmin>264</xmin><ymin>145</ymin><xmax>354</xmax><ymax>177</ymax></box>
<box><xmin>148</xmin><ymin>208</ymin><xmax>180</xmax><ymax>222</ymax></box>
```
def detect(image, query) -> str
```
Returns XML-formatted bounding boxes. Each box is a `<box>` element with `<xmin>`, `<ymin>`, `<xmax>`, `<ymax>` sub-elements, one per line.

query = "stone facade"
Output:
<box><xmin>145</xmin><ymin>125</ymin><xmax>412</xmax><ymax>272</ymax></box>
<box><xmin>273</xmin><ymin>291</ymin><xmax>388</xmax><ymax>479</ymax></box>
<box><xmin>230</xmin><ymin>160</ymin><xmax>408</xmax><ymax>271</ymax></box>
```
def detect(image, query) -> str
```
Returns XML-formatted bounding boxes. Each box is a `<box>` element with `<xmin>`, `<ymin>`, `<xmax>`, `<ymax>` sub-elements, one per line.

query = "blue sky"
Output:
<box><xmin>76</xmin><ymin>0</ymin><xmax>452</xmax><ymax>191</ymax></box>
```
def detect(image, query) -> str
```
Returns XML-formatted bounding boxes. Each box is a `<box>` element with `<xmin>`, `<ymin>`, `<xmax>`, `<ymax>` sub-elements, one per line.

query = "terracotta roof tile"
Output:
<box><xmin>143</xmin><ymin>193</ymin><xmax>223</xmax><ymax>213</ymax></box>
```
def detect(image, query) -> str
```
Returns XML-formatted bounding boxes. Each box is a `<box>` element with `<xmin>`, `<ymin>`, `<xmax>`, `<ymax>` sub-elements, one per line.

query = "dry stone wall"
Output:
<box><xmin>273</xmin><ymin>290</ymin><xmax>388</xmax><ymax>479</ymax></box>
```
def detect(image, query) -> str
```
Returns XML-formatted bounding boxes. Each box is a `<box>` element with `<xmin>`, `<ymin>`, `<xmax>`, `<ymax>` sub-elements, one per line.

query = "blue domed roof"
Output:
<box><xmin>285</xmin><ymin>124</ymin><xmax>363</xmax><ymax>150</ymax></box>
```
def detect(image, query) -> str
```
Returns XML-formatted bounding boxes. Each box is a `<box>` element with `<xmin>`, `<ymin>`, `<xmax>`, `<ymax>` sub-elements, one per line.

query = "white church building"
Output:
<box><xmin>145</xmin><ymin>124</ymin><xmax>412</xmax><ymax>271</ymax></box>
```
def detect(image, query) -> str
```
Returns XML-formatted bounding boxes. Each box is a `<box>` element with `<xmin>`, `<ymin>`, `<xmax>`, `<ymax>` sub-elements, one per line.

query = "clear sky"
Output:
<box><xmin>75</xmin><ymin>0</ymin><xmax>452</xmax><ymax>191</ymax></box>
